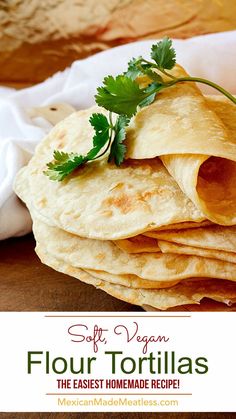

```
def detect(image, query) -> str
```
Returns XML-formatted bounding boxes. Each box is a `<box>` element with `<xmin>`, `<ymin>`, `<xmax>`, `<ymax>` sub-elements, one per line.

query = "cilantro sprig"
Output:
<box><xmin>45</xmin><ymin>37</ymin><xmax>236</xmax><ymax>181</ymax></box>
<box><xmin>44</xmin><ymin>112</ymin><xmax>128</xmax><ymax>181</ymax></box>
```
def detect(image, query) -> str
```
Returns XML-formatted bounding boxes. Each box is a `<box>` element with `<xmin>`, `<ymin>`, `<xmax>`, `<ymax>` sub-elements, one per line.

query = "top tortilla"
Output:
<box><xmin>126</xmin><ymin>68</ymin><xmax>236</xmax><ymax>160</ymax></box>
<box><xmin>14</xmin><ymin>110</ymin><xmax>204</xmax><ymax>240</ymax></box>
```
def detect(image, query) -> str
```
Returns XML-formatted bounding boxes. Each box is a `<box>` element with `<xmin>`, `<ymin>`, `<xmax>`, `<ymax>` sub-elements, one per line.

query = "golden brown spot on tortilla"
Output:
<box><xmin>57</xmin><ymin>130</ymin><xmax>67</xmax><ymax>147</ymax></box>
<box><xmin>95</xmin><ymin>253</ymin><xmax>106</xmax><ymax>261</ymax></box>
<box><xmin>140</xmin><ymin>191</ymin><xmax>153</xmax><ymax>201</ymax></box>
<box><xmin>158</xmin><ymin>188</ymin><xmax>173</xmax><ymax>198</ymax></box>
<box><xmin>101</xmin><ymin>210</ymin><xmax>113</xmax><ymax>217</ymax></box>
<box><xmin>103</xmin><ymin>194</ymin><xmax>134</xmax><ymax>214</ymax></box>
<box><xmin>110</xmin><ymin>182</ymin><xmax>125</xmax><ymax>191</ymax></box>
<box><xmin>140</xmin><ymin>190</ymin><xmax>157</xmax><ymax>201</ymax></box>
<box><xmin>165</xmin><ymin>255</ymin><xmax>189</xmax><ymax>274</ymax></box>
<box><xmin>139</xmin><ymin>187</ymin><xmax>172</xmax><ymax>203</ymax></box>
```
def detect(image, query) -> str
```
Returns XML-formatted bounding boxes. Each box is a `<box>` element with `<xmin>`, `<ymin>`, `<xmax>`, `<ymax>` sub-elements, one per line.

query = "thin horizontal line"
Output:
<box><xmin>46</xmin><ymin>393</ymin><xmax>192</xmax><ymax>396</ymax></box>
<box><xmin>44</xmin><ymin>315</ymin><xmax>191</xmax><ymax>318</ymax></box>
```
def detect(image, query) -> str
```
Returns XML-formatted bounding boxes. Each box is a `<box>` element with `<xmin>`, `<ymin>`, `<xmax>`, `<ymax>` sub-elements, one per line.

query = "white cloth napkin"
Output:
<box><xmin>1</xmin><ymin>31</ymin><xmax>236</xmax><ymax>240</ymax></box>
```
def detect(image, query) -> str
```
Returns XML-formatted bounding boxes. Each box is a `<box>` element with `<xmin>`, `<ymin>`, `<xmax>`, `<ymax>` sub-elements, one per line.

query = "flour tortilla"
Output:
<box><xmin>36</xmin><ymin>246</ymin><xmax>236</xmax><ymax>310</ymax></box>
<box><xmin>84</xmin><ymin>269</ymin><xmax>236</xmax><ymax>291</ymax></box>
<box><xmin>151</xmin><ymin>225</ymin><xmax>236</xmax><ymax>253</ymax></box>
<box><xmin>83</xmin><ymin>268</ymin><xmax>179</xmax><ymax>289</ymax></box>
<box><xmin>115</xmin><ymin>231</ymin><xmax>236</xmax><ymax>263</ymax></box>
<box><xmin>32</xmin><ymin>216</ymin><xmax>236</xmax><ymax>283</ymax></box>
<box><xmin>158</xmin><ymin>240</ymin><xmax>236</xmax><ymax>264</ymax></box>
<box><xmin>126</xmin><ymin>66</ymin><xmax>236</xmax><ymax>226</ymax></box>
<box><xmin>15</xmin><ymin>163</ymin><xmax>206</xmax><ymax>241</ymax></box>
<box><xmin>114</xmin><ymin>235</ymin><xmax>160</xmax><ymax>253</ymax></box>
<box><xmin>14</xmin><ymin>102</ymin><xmax>207</xmax><ymax>240</ymax></box>
<box><xmin>152</xmin><ymin>220</ymin><xmax>212</xmax><ymax>231</ymax></box>
<box><xmin>143</xmin><ymin>301</ymin><xmax>236</xmax><ymax>312</ymax></box>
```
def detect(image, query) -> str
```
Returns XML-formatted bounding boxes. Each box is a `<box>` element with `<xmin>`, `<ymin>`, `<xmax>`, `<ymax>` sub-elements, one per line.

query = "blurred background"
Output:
<box><xmin>0</xmin><ymin>0</ymin><xmax>236</xmax><ymax>88</ymax></box>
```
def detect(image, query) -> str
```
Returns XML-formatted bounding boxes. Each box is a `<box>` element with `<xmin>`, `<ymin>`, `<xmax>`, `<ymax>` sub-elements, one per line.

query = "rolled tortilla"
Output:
<box><xmin>126</xmin><ymin>66</ymin><xmax>236</xmax><ymax>225</ymax></box>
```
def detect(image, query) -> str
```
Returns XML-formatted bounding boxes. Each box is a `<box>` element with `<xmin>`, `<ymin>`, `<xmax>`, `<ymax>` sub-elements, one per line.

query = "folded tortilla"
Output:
<box><xmin>158</xmin><ymin>240</ymin><xmax>236</xmax><ymax>264</ymax></box>
<box><xmin>126</xmin><ymin>66</ymin><xmax>236</xmax><ymax>225</ymax></box>
<box><xmin>82</xmin><ymin>268</ymin><xmax>179</xmax><ymax>289</ymax></box>
<box><xmin>153</xmin><ymin>220</ymin><xmax>212</xmax><ymax>231</ymax></box>
<box><xmin>150</xmin><ymin>225</ymin><xmax>236</xmax><ymax>253</ymax></box>
<box><xmin>114</xmin><ymin>235</ymin><xmax>160</xmax><ymax>253</ymax></box>
<box><xmin>36</xmin><ymin>246</ymin><xmax>236</xmax><ymax>310</ymax></box>
<box><xmin>115</xmin><ymin>228</ymin><xmax>236</xmax><ymax>263</ymax></box>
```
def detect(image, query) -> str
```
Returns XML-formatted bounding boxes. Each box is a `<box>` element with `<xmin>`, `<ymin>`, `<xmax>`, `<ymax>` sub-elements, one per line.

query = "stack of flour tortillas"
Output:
<box><xmin>14</xmin><ymin>65</ymin><xmax>236</xmax><ymax>311</ymax></box>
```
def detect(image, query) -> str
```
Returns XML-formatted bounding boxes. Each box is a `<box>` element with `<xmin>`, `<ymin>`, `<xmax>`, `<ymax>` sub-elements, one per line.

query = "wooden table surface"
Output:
<box><xmin>0</xmin><ymin>234</ymin><xmax>142</xmax><ymax>311</ymax></box>
<box><xmin>1</xmin><ymin>414</ymin><xmax>235</xmax><ymax>419</ymax></box>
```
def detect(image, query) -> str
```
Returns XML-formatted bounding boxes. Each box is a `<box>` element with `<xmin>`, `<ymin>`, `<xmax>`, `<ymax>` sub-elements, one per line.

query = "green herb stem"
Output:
<box><xmin>91</xmin><ymin>134</ymin><xmax>113</xmax><ymax>161</ymax></box>
<box><xmin>91</xmin><ymin>114</ymin><xmax>117</xmax><ymax>161</ymax></box>
<box><xmin>108</xmin><ymin>111</ymin><xmax>114</xmax><ymax>128</ymax></box>
<box><xmin>159</xmin><ymin>68</ymin><xmax>177</xmax><ymax>80</ymax></box>
<box><xmin>140</xmin><ymin>58</ymin><xmax>153</xmax><ymax>66</ymax></box>
<box><xmin>140</xmin><ymin>59</ymin><xmax>177</xmax><ymax>81</ymax></box>
<box><xmin>166</xmin><ymin>77</ymin><xmax>236</xmax><ymax>104</ymax></box>
<box><xmin>140</xmin><ymin>60</ymin><xmax>235</xmax><ymax>103</ymax></box>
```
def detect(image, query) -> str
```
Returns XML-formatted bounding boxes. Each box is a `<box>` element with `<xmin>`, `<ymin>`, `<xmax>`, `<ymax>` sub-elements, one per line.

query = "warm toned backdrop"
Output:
<box><xmin>1</xmin><ymin>0</ymin><xmax>236</xmax><ymax>86</ymax></box>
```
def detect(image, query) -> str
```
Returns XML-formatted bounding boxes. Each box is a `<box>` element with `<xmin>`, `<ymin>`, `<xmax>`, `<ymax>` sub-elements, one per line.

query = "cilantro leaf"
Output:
<box><xmin>52</xmin><ymin>150</ymin><xmax>71</xmax><ymax>163</ymax></box>
<box><xmin>45</xmin><ymin>113</ymin><xmax>112</xmax><ymax>180</ymax></box>
<box><xmin>44</xmin><ymin>151</ymin><xmax>86</xmax><ymax>181</ymax></box>
<box><xmin>87</xmin><ymin>113</ymin><xmax>110</xmax><ymax>159</ymax></box>
<box><xmin>139</xmin><ymin>82</ymin><xmax>164</xmax><ymax>108</ymax></box>
<box><xmin>141</xmin><ymin>67</ymin><xmax>163</xmax><ymax>83</ymax></box>
<box><xmin>108</xmin><ymin>115</ymin><xmax>130</xmax><ymax>165</ymax></box>
<box><xmin>126</xmin><ymin>60</ymin><xmax>163</xmax><ymax>83</ymax></box>
<box><xmin>125</xmin><ymin>57</ymin><xmax>143</xmax><ymax>80</ymax></box>
<box><xmin>89</xmin><ymin>113</ymin><xmax>110</xmax><ymax>148</ymax></box>
<box><xmin>151</xmin><ymin>37</ymin><xmax>176</xmax><ymax>70</ymax></box>
<box><xmin>95</xmin><ymin>75</ymin><xmax>151</xmax><ymax>117</ymax></box>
